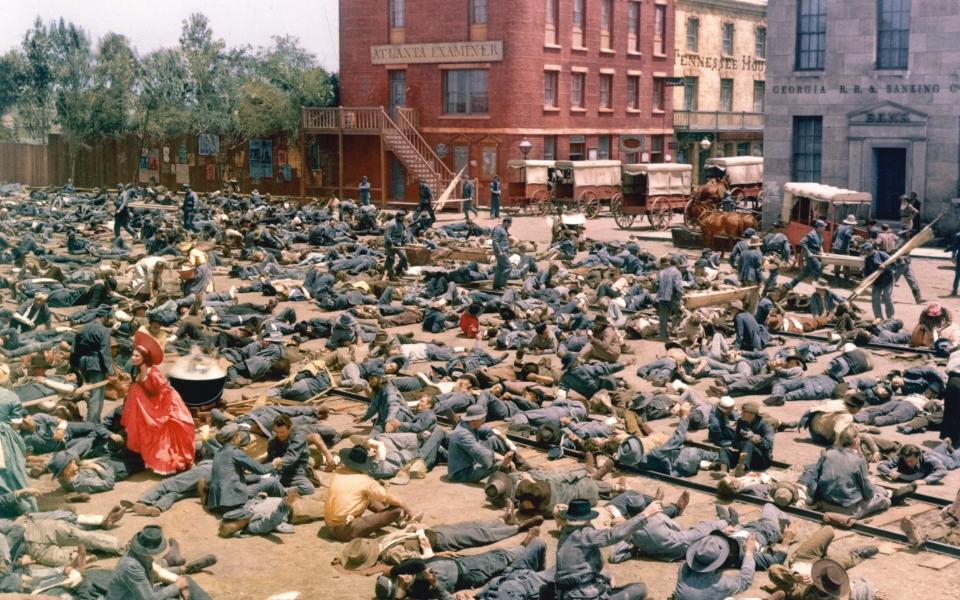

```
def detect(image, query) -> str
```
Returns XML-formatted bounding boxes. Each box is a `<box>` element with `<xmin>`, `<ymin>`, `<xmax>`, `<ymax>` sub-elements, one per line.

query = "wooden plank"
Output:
<box><xmin>434</xmin><ymin>167</ymin><xmax>466</xmax><ymax>211</ymax></box>
<box><xmin>848</xmin><ymin>215</ymin><xmax>942</xmax><ymax>301</ymax></box>
<box><xmin>683</xmin><ymin>286</ymin><xmax>759</xmax><ymax>309</ymax></box>
<box><xmin>820</xmin><ymin>253</ymin><xmax>864</xmax><ymax>269</ymax></box>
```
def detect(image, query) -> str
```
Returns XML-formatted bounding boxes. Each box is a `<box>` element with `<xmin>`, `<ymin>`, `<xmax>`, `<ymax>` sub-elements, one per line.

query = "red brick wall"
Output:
<box><xmin>339</xmin><ymin>0</ymin><xmax>676</xmax><ymax>202</ymax></box>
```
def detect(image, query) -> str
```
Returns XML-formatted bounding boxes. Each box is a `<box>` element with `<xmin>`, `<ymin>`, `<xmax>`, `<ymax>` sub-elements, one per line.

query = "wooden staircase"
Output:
<box><xmin>301</xmin><ymin>106</ymin><xmax>457</xmax><ymax>199</ymax></box>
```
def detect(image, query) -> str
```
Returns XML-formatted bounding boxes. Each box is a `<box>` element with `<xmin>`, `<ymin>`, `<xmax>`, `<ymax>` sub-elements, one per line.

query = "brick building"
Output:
<box><xmin>764</xmin><ymin>0</ymin><xmax>960</xmax><ymax>230</ymax></box>
<box><xmin>303</xmin><ymin>0</ymin><xmax>676</xmax><ymax>205</ymax></box>
<box><xmin>672</xmin><ymin>0</ymin><xmax>766</xmax><ymax>183</ymax></box>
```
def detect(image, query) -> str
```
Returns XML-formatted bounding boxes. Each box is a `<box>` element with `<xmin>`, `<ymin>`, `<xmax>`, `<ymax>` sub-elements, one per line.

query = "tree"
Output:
<box><xmin>17</xmin><ymin>18</ymin><xmax>56</xmax><ymax>142</ymax></box>
<box><xmin>47</xmin><ymin>18</ymin><xmax>96</xmax><ymax>179</ymax></box>
<box><xmin>91</xmin><ymin>33</ymin><xmax>138</xmax><ymax>137</ymax></box>
<box><xmin>133</xmin><ymin>48</ymin><xmax>192</xmax><ymax>180</ymax></box>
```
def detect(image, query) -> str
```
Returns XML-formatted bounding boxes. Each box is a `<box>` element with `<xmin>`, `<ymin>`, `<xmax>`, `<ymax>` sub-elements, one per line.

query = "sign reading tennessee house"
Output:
<box><xmin>371</xmin><ymin>41</ymin><xmax>504</xmax><ymax>65</ymax></box>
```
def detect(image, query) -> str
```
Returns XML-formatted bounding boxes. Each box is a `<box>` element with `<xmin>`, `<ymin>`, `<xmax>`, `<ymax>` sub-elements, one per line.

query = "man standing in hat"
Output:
<box><xmin>657</xmin><ymin>255</ymin><xmax>686</xmax><ymax>342</ymax></box>
<box><xmin>861</xmin><ymin>242</ymin><xmax>895</xmax><ymax>320</ymax></box>
<box><xmin>762</xmin><ymin>220</ymin><xmax>792</xmax><ymax>294</ymax></box>
<box><xmin>785</xmin><ymin>220</ymin><xmax>826</xmax><ymax>290</ymax></box>
<box><xmin>69</xmin><ymin>307</ymin><xmax>112</xmax><ymax>423</ymax></box>
<box><xmin>181</xmin><ymin>183</ymin><xmax>197</xmax><ymax>232</ymax></box>
<box><xmin>674</xmin><ymin>531</ymin><xmax>759</xmax><ymax>600</ymax></box>
<box><xmin>106</xmin><ymin>525</ymin><xmax>212</xmax><ymax>600</ymax></box>
<box><xmin>384</xmin><ymin>211</ymin><xmax>408</xmax><ymax>281</ymax></box>
<box><xmin>324</xmin><ymin>445</ymin><xmax>415</xmax><ymax>542</ymax></box>
<box><xmin>555</xmin><ymin>498</ymin><xmax>662</xmax><ymax>600</ymax></box>
<box><xmin>447</xmin><ymin>404</ymin><xmax>516</xmax><ymax>483</ymax></box>
<box><xmin>492</xmin><ymin>216</ymin><xmax>512</xmax><ymax>291</ymax></box>
<box><xmin>832</xmin><ymin>214</ymin><xmax>857</xmax><ymax>281</ymax></box>
<box><xmin>359</xmin><ymin>175</ymin><xmax>372</xmax><ymax>206</ymax></box>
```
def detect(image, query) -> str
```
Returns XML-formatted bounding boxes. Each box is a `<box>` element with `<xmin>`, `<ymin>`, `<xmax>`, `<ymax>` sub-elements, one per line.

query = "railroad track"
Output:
<box><xmin>326</xmin><ymin>387</ymin><xmax>960</xmax><ymax>559</ymax></box>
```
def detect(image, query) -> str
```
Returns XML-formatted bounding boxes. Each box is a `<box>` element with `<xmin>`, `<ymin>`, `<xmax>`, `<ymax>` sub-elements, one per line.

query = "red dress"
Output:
<box><xmin>460</xmin><ymin>312</ymin><xmax>480</xmax><ymax>339</ymax></box>
<box><xmin>121</xmin><ymin>367</ymin><xmax>195</xmax><ymax>475</ymax></box>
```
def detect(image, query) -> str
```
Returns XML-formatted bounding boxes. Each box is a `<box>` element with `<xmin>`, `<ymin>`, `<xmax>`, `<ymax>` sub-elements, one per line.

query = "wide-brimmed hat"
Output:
<box><xmin>685</xmin><ymin>534</ymin><xmax>732</xmax><ymax>573</ymax></box>
<box><xmin>719</xmin><ymin>396</ymin><xmax>735</xmax><ymax>409</ymax></box>
<box><xmin>741</xmin><ymin>401</ymin><xmax>760</xmax><ymax>415</ymax></box>
<box><xmin>773</xmin><ymin>484</ymin><xmax>799</xmax><ymax>508</ymax></box>
<box><xmin>842</xmin><ymin>215</ymin><xmax>858</xmax><ymax>226</ymax></box>
<box><xmin>617</xmin><ymin>435</ymin><xmax>645</xmax><ymax>466</ymax></box>
<box><xmin>47</xmin><ymin>450</ymin><xmax>75</xmax><ymax>478</ymax></box>
<box><xmin>748</xmin><ymin>236</ymin><xmax>762</xmax><ymax>247</ymax></box>
<box><xmin>340</xmin><ymin>538</ymin><xmax>380</xmax><ymax>571</ymax></box>
<box><xmin>461</xmin><ymin>404</ymin><xmax>486</xmax><ymax>422</ymax></box>
<box><xmin>560</xmin><ymin>498</ymin><xmax>599</xmax><ymax>522</ymax></box>
<box><xmin>485</xmin><ymin>471</ymin><xmax>514</xmax><ymax>501</ymax></box>
<box><xmin>336</xmin><ymin>313</ymin><xmax>357</xmax><ymax>328</ymax></box>
<box><xmin>131</xmin><ymin>525</ymin><xmax>168</xmax><ymax>556</ymax></box>
<box><xmin>338</xmin><ymin>445</ymin><xmax>371</xmax><ymax>472</ymax></box>
<box><xmin>814</xmin><ymin>279</ymin><xmax>830</xmax><ymax>290</ymax></box>
<box><xmin>843</xmin><ymin>393</ymin><xmax>867</xmax><ymax>409</ymax></box>
<box><xmin>133</xmin><ymin>331</ymin><xmax>164</xmax><ymax>366</ymax></box>
<box><xmin>810</xmin><ymin>558</ymin><xmax>851</xmax><ymax>597</ymax></box>
<box><xmin>375</xmin><ymin>575</ymin><xmax>398</xmax><ymax>600</ymax></box>
<box><xmin>537</xmin><ymin>423</ymin><xmax>561</xmax><ymax>445</ymax></box>
<box><xmin>728</xmin><ymin>300</ymin><xmax>745</xmax><ymax>313</ymax></box>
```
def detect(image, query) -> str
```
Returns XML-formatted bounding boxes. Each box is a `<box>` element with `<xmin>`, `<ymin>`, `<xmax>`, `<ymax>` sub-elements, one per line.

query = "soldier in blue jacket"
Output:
<box><xmin>785</xmin><ymin>220</ymin><xmax>826</xmax><ymax>290</ymax></box>
<box><xmin>69</xmin><ymin>306</ymin><xmax>112</xmax><ymax>423</ymax></box>
<box><xmin>447</xmin><ymin>405</ymin><xmax>515</xmax><ymax>483</ymax></box>
<box><xmin>762</xmin><ymin>220</ymin><xmax>792</xmax><ymax>294</ymax></box>
<box><xmin>656</xmin><ymin>255</ymin><xmax>686</xmax><ymax>342</ymax></box>
<box><xmin>862</xmin><ymin>242</ymin><xmax>895</xmax><ymax>319</ymax></box>
<box><xmin>489</xmin><ymin>175</ymin><xmax>502</xmax><ymax>218</ymax></box>
<box><xmin>203</xmin><ymin>423</ymin><xmax>282</xmax><ymax>513</ymax></box>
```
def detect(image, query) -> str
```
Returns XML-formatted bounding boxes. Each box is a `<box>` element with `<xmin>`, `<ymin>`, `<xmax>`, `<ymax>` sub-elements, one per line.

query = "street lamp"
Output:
<box><xmin>519</xmin><ymin>137</ymin><xmax>532</xmax><ymax>158</ymax></box>
<box><xmin>699</xmin><ymin>137</ymin><xmax>712</xmax><ymax>152</ymax></box>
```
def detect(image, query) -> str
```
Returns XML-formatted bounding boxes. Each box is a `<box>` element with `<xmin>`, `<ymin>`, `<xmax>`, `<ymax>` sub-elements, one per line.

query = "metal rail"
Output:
<box><xmin>326</xmin><ymin>388</ymin><xmax>960</xmax><ymax>558</ymax></box>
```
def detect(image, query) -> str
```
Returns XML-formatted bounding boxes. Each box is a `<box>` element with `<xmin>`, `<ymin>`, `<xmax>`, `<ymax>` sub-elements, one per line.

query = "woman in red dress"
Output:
<box><xmin>121</xmin><ymin>331</ymin><xmax>195</xmax><ymax>475</ymax></box>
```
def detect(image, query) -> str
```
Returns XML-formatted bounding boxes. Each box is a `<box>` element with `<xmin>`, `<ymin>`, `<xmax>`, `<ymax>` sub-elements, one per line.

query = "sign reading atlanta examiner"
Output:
<box><xmin>371</xmin><ymin>41</ymin><xmax>504</xmax><ymax>65</ymax></box>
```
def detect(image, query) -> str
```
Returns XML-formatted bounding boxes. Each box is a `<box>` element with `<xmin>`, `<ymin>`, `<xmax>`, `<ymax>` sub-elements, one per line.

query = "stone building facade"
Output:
<box><xmin>672</xmin><ymin>0</ymin><xmax>766</xmax><ymax>182</ymax></box>
<box><xmin>764</xmin><ymin>0</ymin><xmax>960</xmax><ymax>230</ymax></box>
<box><xmin>333</xmin><ymin>0</ymin><xmax>676</xmax><ymax>204</ymax></box>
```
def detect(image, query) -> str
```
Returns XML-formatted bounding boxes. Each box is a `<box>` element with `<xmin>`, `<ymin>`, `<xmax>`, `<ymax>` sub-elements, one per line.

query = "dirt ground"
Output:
<box><xmin>29</xmin><ymin>211</ymin><xmax>960</xmax><ymax>599</ymax></box>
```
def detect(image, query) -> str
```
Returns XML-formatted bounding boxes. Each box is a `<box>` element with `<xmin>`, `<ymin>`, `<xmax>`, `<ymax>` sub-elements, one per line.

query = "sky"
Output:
<box><xmin>3</xmin><ymin>0</ymin><xmax>341</xmax><ymax>71</ymax></box>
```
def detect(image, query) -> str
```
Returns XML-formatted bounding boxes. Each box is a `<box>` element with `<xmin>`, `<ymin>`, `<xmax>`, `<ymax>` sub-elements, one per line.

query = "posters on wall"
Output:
<box><xmin>138</xmin><ymin>148</ymin><xmax>160</xmax><ymax>183</ymax></box>
<box><xmin>206</xmin><ymin>163</ymin><xmax>216</xmax><ymax>181</ymax></box>
<box><xmin>175</xmin><ymin>164</ymin><xmax>190</xmax><ymax>184</ymax></box>
<box><xmin>179</xmin><ymin>143</ymin><xmax>188</xmax><ymax>164</ymax></box>
<box><xmin>248</xmin><ymin>139</ymin><xmax>273</xmax><ymax>179</ymax></box>
<box><xmin>163</xmin><ymin>147</ymin><xmax>170</xmax><ymax>163</ymax></box>
<box><xmin>198</xmin><ymin>133</ymin><xmax>220</xmax><ymax>156</ymax></box>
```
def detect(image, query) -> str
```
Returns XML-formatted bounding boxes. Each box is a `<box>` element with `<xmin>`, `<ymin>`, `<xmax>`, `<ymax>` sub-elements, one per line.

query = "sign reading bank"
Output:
<box><xmin>371</xmin><ymin>41</ymin><xmax>504</xmax><ymax>65</ymax></box>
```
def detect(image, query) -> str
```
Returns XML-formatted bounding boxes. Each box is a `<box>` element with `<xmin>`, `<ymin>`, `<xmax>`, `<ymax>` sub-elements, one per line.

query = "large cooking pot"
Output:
<box><xmin>169</xmin><ymin>374</ymin><xmax>226</xmax><ymax>408</ymax></box>
<box><xmin>167</xmin><ymin>349</ymin><xmax>227</xmax><ymax>409</ymax></box>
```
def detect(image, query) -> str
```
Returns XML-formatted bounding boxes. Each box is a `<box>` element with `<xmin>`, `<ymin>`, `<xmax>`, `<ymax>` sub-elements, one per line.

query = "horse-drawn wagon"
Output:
<box><xmin>703</xmin><ymin>156</ymin><xmax>764</xmax><ymax>211</ymax></box>
<box><xmin>781</xmin><ymin>182</ymin><xmax>872</xmax><ymax>252</ymax></box>
<box><xmin>610</xmin><ymin>163</ymin><xmax>693</xmax><ymax>230</ymax></box>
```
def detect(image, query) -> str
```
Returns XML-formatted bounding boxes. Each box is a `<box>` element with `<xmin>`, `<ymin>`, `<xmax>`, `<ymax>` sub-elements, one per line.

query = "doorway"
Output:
<box><xmin>390</xmin><ymin>156</ymin><xmax>407</xmax><ymax>200</ymax></box>
<box><xmin>389</xmin><ymin>71</ymin><xmax>406</xmax><ymax>119</ymax></box>
<box><xmin>873</xmin><ymin>148</ymin><xmax>906</xmax><ymax>220</ymax></box>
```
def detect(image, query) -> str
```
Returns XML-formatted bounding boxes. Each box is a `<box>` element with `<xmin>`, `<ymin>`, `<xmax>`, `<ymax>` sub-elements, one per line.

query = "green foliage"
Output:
<box><xmin>4</xmin><ymin>12</ymin><xmax>337</xmax><ymax>147</ymax></box>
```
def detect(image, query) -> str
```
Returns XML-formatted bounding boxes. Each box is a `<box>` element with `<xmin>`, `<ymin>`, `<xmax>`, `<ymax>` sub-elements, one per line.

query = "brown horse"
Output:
<box><xmin>699</xmin><ymin>211</ymin><xmax>760</xmax><ymax>249</ymax></box>
<box><xmin>686</xmin><ymin>176</ymin><xmax>729</xmax><ymax>225</ymax></box>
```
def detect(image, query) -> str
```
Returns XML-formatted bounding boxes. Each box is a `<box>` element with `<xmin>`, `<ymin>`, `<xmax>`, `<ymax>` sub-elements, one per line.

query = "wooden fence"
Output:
<box><xmin>0</xmin><ymin>143</ymin><xmax>47</xmax><ymax>186</ymax></box>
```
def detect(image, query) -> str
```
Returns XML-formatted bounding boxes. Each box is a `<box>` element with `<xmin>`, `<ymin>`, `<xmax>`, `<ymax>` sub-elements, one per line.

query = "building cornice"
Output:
<box><xmin>677</xmin><ymin>0</ymin><xmax>767</xmax><ymax>17</ymax></box>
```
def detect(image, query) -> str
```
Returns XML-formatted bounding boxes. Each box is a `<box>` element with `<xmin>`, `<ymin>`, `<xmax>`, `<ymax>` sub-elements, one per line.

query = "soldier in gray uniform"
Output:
<box><xmin>384</xmin><ymin>211</ymin><xmax>408</xmax><ymax>281</ymax></box>
<box><xmin>492</xmin><ymin>216</ymin><xmax>512</xmax><ymax>290</ymax></box>
<box><xmin>554</xmin><ymin>498</ymin><xmax>661</xmax><ymax>600</ymax></box>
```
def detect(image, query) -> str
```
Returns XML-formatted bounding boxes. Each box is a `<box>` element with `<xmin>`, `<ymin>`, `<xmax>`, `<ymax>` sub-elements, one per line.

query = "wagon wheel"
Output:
<box><xmin>647</xmin><ymin>197</ymin><xmax>673</xmax><ymax>231</ymax></box>
<box><xmin>683</xmin><ymin>198</ymin><xmax>702</xmax><ymax>229</ymax></box>
<box><xmin>532</xmin><ymin>190</ymin><xmax>550</xmax><ymax>216</ymax></box>
<box><xmin>611</xmin><ymin>194</ymin><xmax>636</xmax><ymax>229</ymax></box>
<box><xmin>575</xmin><ymin>191</ymin><xmax>601</xmax><ymax>219</ymax></box>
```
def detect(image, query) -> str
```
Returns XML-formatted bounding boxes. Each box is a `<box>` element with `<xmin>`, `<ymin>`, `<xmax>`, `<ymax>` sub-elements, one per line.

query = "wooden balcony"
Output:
<box><xmin>673</xmin><ymin>111</ymin><xmax>764</xmax><ymax>132</ymax></box>
<box><xmin>301</xmin><ymin>107</ymin><xmax>387</xmax><ymax>134</ymax></box>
